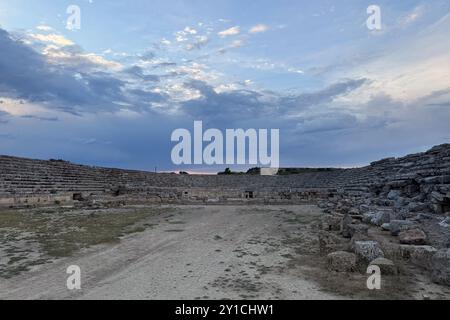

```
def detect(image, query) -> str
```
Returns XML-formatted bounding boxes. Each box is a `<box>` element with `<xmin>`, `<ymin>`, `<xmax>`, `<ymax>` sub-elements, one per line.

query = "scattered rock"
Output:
<box><xmin>369</xmin><ymin>257</ymin><xmax>398</xmax><ymax>275</ymax></box>
<box><xmin>387</xmin><ymin>190</ymin><xmax>401</xmax><ymax>200</ymax></box>
<box><xmin>398</xmin><ymin>228</ymin><xmax>427</xmax><ymax>245</ymax></box>
<box><xmin>322</xmin><ymin>215</ymin><xmax>341</xmax><ymax>231</ymax></box>
<box><xmin>362</xmin><ymin>213</ymin><xmax>374</xmax><ymax>224</ymax></box>
<box><xmin>431</xmin><ymin>249</ymin><xmax>450</xmax><ymax>286</ymax></box>
<box><xmin>370</xmin><ymin>210</ymin><xmax>391</xmax><ymax>226</ymax></box>
<box><xmin>390</xmin><ymin>220</ymin><xmax>417</xmax><ymax>236</ymax></box>
<box><xmin>408</xmin><ymin>202</ymin><xmax>429</xmax><ymax>212</ymax></box>
<box><xmin>399</xmin><ymin>245</ymin><xmax>437</xmax><ymax>270</ymax></box>
<box><xmin>381</xmin><ymin>223</ymin><xmax>390</xmax><ymax>231</ymax></box>
<box><xmin>318</xmin><ymin>231</ymin><xmax>348</xmax><ymax>255</ymax></box>
<box><xmin>439</xmin><ymin>217</ymin><xmax>450</xmax><ymax>228</ymax></box>
<box><xmin>347</xmin><ymin>224</ymin><xmax>369</xmax><ymax>238</ymax></box>
<box><xmin>327</xmin><ymin>251</ymin><xmax>357</xmax><ymax>272</ymax></box>
<box><xmin>341</xmin><ymin>214</ymin><xmax>353</xmax><ymax>238</ymax></box>
<box><xmin>353</xmin><ymin>241</ymin><xmax>384</xmax><ymax>262</ymax></box>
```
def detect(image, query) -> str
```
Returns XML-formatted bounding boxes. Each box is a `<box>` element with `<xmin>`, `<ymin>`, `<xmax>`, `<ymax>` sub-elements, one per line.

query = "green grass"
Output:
<box><xmin>0</xmin><ymin>206</ymin><xmax>172</xmax><ymax>278</ymax></box>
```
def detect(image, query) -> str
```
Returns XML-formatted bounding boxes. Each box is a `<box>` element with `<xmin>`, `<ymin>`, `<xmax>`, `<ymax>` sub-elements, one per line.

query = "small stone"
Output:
<box><xmin>370</xmin><ymin>210</ymin><xmax>391</xmax><ymax>226</ymax></box>
<box><xmin>439</xmin><ymin>217</ymin><xmax>450</xmax><ymax>228</ymax></box>
<box><xmin>353</xmin><ymin>241</ymin><xmax>384</xmax><ymax>262</ymax></box>
<box><xmin>381</xmin><ymin>223</ymin><xmax>390</xmax><ymax>231</ymax></box>
<box><xmin>327</xmin><ymin>251</ymin><xmax>357</xmax><ymax>272</ymax></box>
<box><xmin>387</xmin><ymin>190</ymin><xmax>401</xmax><ymax>200</ymax></box>
<box><xmin>398</xmin><ymin>228</ymin><xmax>427</xmax><ymax>245</ymax></box>
<box><xmin>369</xmin><ymin>257</ymin><xmax>398</xmax><ymax>275</ymax></box>
<box><xmin>390</xmin><ymin>220</ymin><xmax>417</xmax><ymax>236</ymax></box>
<box><xmin>362</xmin><ymin>213</ymin><xmax>374</xmax><ymax>224</ymax></box>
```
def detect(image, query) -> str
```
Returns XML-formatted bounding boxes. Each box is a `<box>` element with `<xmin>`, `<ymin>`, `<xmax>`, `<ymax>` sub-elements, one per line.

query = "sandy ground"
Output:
<box><xmin>1</xmin><ymin>205</ymin><xmax>449</xmax><ymax>300</ymax></box>
<box><xmin>0</xmin><ymin>205</ymin><xmax>343</xmax><ymax>300</ymax></box>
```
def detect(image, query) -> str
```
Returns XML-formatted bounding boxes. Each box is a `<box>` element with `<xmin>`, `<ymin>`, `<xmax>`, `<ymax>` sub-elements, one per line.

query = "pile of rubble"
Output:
<box><xmin>318</xmin><ymin>144</ymin><xmax>450</xmax><ymax>286</ymax></box>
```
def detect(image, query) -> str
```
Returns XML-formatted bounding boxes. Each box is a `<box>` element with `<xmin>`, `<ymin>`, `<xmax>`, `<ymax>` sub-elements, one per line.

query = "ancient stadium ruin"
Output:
<box><xmin>0</xmin><ymin>144</ymin><xmax>449</xmax><ymax>299</ymax></box>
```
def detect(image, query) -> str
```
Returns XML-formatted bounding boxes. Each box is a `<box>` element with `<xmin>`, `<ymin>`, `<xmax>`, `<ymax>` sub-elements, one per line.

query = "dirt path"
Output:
<box><xmin>0</xmin><ymin>205</ymin><xmax>342</xmax><ymax>300</ymax></box>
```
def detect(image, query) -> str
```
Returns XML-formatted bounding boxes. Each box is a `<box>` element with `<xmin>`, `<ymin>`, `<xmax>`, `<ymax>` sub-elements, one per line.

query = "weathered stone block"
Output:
<box><xmin>327</xmin><ymin>251</ymin><xmax>357</xmax><ymax>272</ymax></box>
<box><xmin>347</xmin><ymin>224</ymin><xmax>369</xmax><ymax>238</ymax></box>
<box><xmin>431</xmin><ymin>249</ymin><xmax>450</xmax><ymax>286</ymax></box>
<box><xmin>390</xmin><ymin>220</ymin><xmax>417</xmax><ymax>236</ymax></box>
<box><xmin>353</xmin><ymin>241</ymin><xmax>384</xmax><ymax>262</ymax></box>
<box><xmin>399</xmin><ymin>245</ymin><xmax>437</xmax><ymax>270</ymax></box>
<box><xmin>387</xmin><ymin>190</ymin><xmax>401</xmax><ymax>200</ymax></box>
<box><xmin>341</xmin><ymin>213</ymin><xmax>353</xmax><ymax>238</ymax></box>
<box><xmin>318</xmin><ymin>231</ymin><xmax>349</xmax><ymax>255</ymax></box>
<box><xmin>322</xmin><ymin>215</ymin><xmax>341</xmax><ymax>231</ymax></box>
<box><xmin>398</xmin><ymin>228</ymin><xmax>427</xmax><ymax>245</ymax></box>
<box><xmin>370</xmin><ymin>210</ymin><xmax>391</xmax><ymax>226</ymax></box>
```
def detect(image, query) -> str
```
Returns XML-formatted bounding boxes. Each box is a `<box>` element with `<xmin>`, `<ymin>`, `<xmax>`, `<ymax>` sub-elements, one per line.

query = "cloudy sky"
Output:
<box><xmin>0</xmin><ymin>0</ymin><xmax>449</xmax><ymax>172</ymax></box>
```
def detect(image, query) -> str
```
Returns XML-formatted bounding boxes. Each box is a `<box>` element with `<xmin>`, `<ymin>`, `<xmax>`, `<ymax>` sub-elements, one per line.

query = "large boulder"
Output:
<box><xmin>369</xmin><ymin>257</ymin><xmax>398</xmax><ymax>275</ymax></box>
<box><xmin>327</xmin><ymin>251</ymin><xmax>357</xmax><ymax>272</ymax></box>
<box><xmin>398</xmin><ymin>228</ymin><xmax>427</xmax><ymax>245</ymax></box>
<box><xmin>390</xmin><ymin>220</ymin><xmax>417</xmax><ymax>236</ymax></box>
<box><xmin>399</xmin><ymin>245</ymin><xmax>437</xmax><ymax>270</ymax></box>
<box><xmin>431</xmin><ymin>249</ymin><xmax>450</xmax><ymax>286</ymax></box>
<box><xmin>353</xmin><ymin>241</ymin><xmax>384</xmax><ymax>262</ymax></box>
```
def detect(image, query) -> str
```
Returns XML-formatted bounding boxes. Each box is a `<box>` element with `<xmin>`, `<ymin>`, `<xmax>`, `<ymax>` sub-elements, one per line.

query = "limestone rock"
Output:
<box><xmin>347</xmin><ymin>224</ymin><xmax>369</xmax><ymax>238</ymax></box>
<box><xmin>370</xmin><ymin>210</ymin><xmax>391</xmax><ymax>226</ymax></box>
<box><xmin>341</xmin><ymin>213</ymin><xmax>353</xmax><ymax>238</ymax></box>
<box><xmin>387</xmin><ymin>190</ymin><xmax>401</xmax><ymax>200</ymax></box>
<box><xmin>362</xmin><ymin>213</ymin><xmax>374</xmax><ymax>224</ymax></box>
<box><xmin>398</xmin><ymin>228</ymin><xmax>427</xmax><ymax>245</ymax></box>
<box><xmin>353</xmin><ymin>241</ymin><xmax>384</xmax><ymax>262</ymax></box>
<box><xmin>327</xmin><ymin>251</ymin><xmax>357</xmax><ymax>272</ymax></box>
<box><xmin>439</xmin><ymin>217</ymin><xmax>450</xmax><ymax>228</ymax></box>
<box><xmin>318</xmin><ymin>231</ymin><xmax>348</xmax><ymax>255</ymax></box>
<box><xmin>399</xmin><ymin>245</ymin><xmax>437</xmax><ymax>270</ymax></box>
<box><xmin>369</xmin><ymin>257</ymin><xmax>398</xmax><ymax>275</ymax></box>
<box><xmin>431</xmin><ymin>249</ymin><xmax>450</xmax><ymax>286</ymax></box>
<box><xmin>390</xmin><ymin>220</ymin><xmax>417</xmax><ymax>236</ymax></box>
<box><xmin>322</xmin><ymin>215</ymin><xmax>341</xmax><ymax>231</ymax></box>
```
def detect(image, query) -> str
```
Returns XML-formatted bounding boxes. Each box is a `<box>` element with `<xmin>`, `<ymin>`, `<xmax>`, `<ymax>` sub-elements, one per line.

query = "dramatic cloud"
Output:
<box><xmin>0</xmin><ymin>28</ymin><xmax>163</xmax><ymax>114</ymax></box>
<box><xmin>1</xmin><ymin>0</ymin><xmax>449</xmax><ymax>171</ymax></box>
<box><xmin>179</xmin><ymin>78</ymin><xmax>368</xmax><ymax>123</ymax></box>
